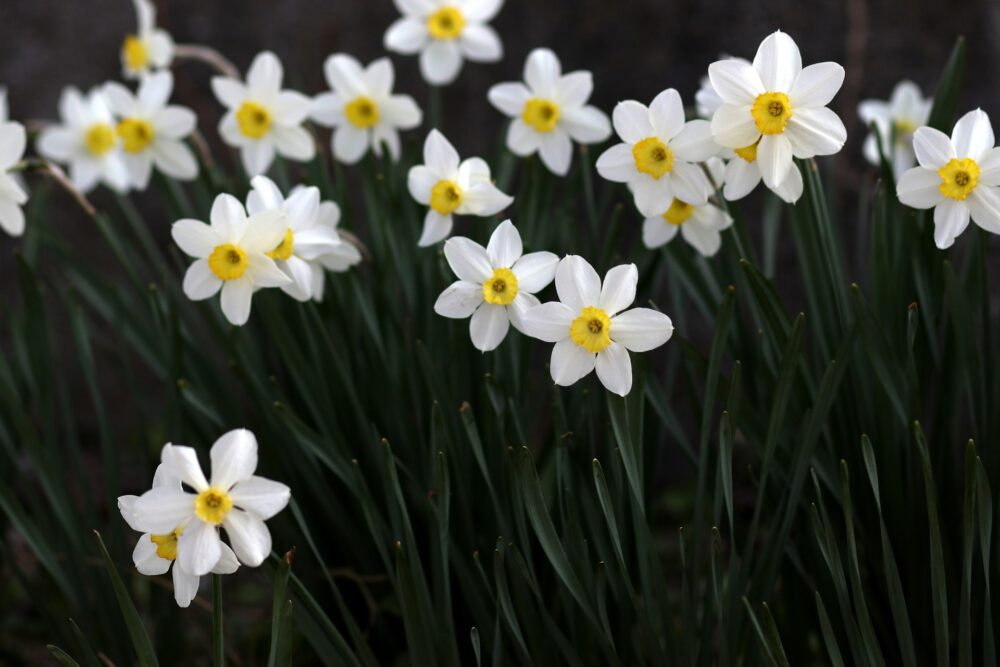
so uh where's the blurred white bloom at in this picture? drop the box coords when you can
[128,429,291,575]
[0,91,28,237]
[408,129,512,246]
[102,71,198,190]
[311,54,422,164]
[121,0,174,80]
[435,220,557,351]
[119,465,239,608]
[488,48,611,176]
[305,199,363,302]
[642,198,733,257]
[708,31,846,202]
[246,177,341,301]
[897,109,1000,249]
[858,80,931,176]
[384,0,503,86]
[37,87,130,193]
[171,193,290,325]
[522,256,673,396]
[596,89,717,217]
[212,51,315,177]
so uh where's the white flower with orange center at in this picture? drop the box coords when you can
[858,80,931,176]
[308,198,363,302]
[0,91,28,237]
[642,198,733,257]
[120,0,174,80]
[488,48,611,176]
[212,51,315,176]
[384,0,503,85]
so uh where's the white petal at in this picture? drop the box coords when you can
[323,54,367,98]
[757,134,793,188]
[133,537,170,576]
[384,18,428,55]
[278,256,314,301]
[896,167,944,209]
[560,106,611,144]
[444,236,492,281]
[770,162,804,203]
[138,70,172,110]
[951,109,995,161]
[247,255,291,288]
[488,82,532,117]
[553,71,593,108]
[220,279,254,325]
[968,185,1000,235]
[332,126,369,164]
[0,123,29,167]
[632,176,673,218]
[594,342,632,396]
[469,303,510,351]
[457,156,492,185]
[460,182,513,216]
[183,260,223,301]
[612,100,654,144]
[284,185,320,231]
[785,106,847,158]
[596,143,637,183]
[460,24,502,62]
[486,219,522,267]
[241,140,276,177]
[211,543,241,575]
[272,125,316,162]
[222,509,272,567]
[211,77,247,109]
[913,127,955,170]
[131,487,195,534]
[978,147,1000,186]
[506,119,541,156]
[642,216,679,248]
[722,158,762,201]
[650,88,685,140]
[177,519,222,577]
[434,280,483,318]
[424,129,460,174]
[521,301,575,342]
[172,219,218,258]
[380,95,423,129]
[507,292,540,333]
[271,91,312,126]
[681,220,723,256]
[932,199,970,249]
[418,210,453,247]
[152,141,198,181]
[670,162,711,207]
[408,165,437,203]
[172,566,200,608]
[511,251,558,293]
[707,59,764,105]
[599,264,637,316]
[753,30,802,92]
[364,58,395,97]
[152,108,196,140]
[550,338,595,386]
[610,307,674,351]
[524,48,561,96]
[420,40,463,86]
[538,128,573,176]
[789,62,845,108]
[711,104,759,149]
[36,127,78,162]
[162,444,210,490]
[555,254,601,310]
[229,476,290,519]
[210,429,258,489]
[670,120,718,163]
[246,51,283,97]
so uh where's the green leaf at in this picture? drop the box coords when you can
[92,531,159,667]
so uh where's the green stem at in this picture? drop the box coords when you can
[213,573,224,667]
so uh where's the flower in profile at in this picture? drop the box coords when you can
[311,54,422,164]
[309,198,363,302]
[522,256,673,396]
[245,176,341,301]
[212,51,315,176]
[119,465,239,608]
[37,87,130,193]
[128,429,291,575]
[642,198,733,257]
[488,48,611,175]
[408,129,513,246]
[102,71,198,190]
[708,31,846,202]
[596,89,717,216]
[171,193,291,325]
[0,91,28,237]
[384,0,503,85]
[858,80,931,176]
[121,0,174,80]
[434,220,558,351]
[896,109,1000,249]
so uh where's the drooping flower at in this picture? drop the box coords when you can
[642,198,733,257]
[521,256,673,396]
[37,87,130,193]
[896,109,1000,249]
[128,429,291,575]
[858,80,931,176]
[308,198,363,302]
[171,192,291,325]
[311,54,422,164]
[434,220,558,351]
[212,51,315,177]
[121,0,174,80]
[102,71,198,190]
[488,48,611,175]
[0,91,28,237]
[245,176,341,301]
[119,465,239,608]
[407,129,513,246]
[384,0,503,86]
[596,89,717,216]
[708,31,846,202]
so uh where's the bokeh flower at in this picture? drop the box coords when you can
[121,0,174,80]
[309,198,363,302]
[0,91,28,237]
[642,198,733,257]
[858,80,931,176]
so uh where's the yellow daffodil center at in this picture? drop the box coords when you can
[427,6,465,40]
[150,527,182,560]
[632,137,674,179]
[430,179,464,214]
[522,98,561,133]
[194,488,233,525]
[482,267,518,305]
[208,243,249,281]
[570,306,612,353]
[938,158,980,201]
[663,199,695,226]
[267,229,295,260]
[734,139,760,163]
[344,96,380,129]
[236,101,272,139]
[117,118,155,153]
[122,35,149,71]
[751,92,792,135]
[84,123,116,157]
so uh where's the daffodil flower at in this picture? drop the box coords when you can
[435,220,558,351]
[311,54,423,164]
[212,51,315,177]
[897,109,1000,249]
[522,256,673,396]
[121,0,174,80]
[642,198,733,257]
[858,80,931,176]
[488,48,611,176]
[408,129,513,246]
[128,429,291,576]
[308,198,363,303]
[0,90,28,237]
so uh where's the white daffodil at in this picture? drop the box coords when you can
[102,71,198,190]
[309,199,363,302]
[708,31,846,202]
[408,129,513,246]
[119,465,239,608]
[522,256,673,396]
[172,193,291,325]
[720,135,803,203]
[0,93,28,237]
[642,198,733,257]
[858,80,931,176]
[212,51,315,177]
[434,220,557,351]
[37,87,130,194]
[311,54,422,165]
[128,429,291,576]
[596,89,717,217]
[488,48,611,176]
[121,0,174,80]
[384,0,503,85]
[896,109,1000,249]
[246,176,341,302]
